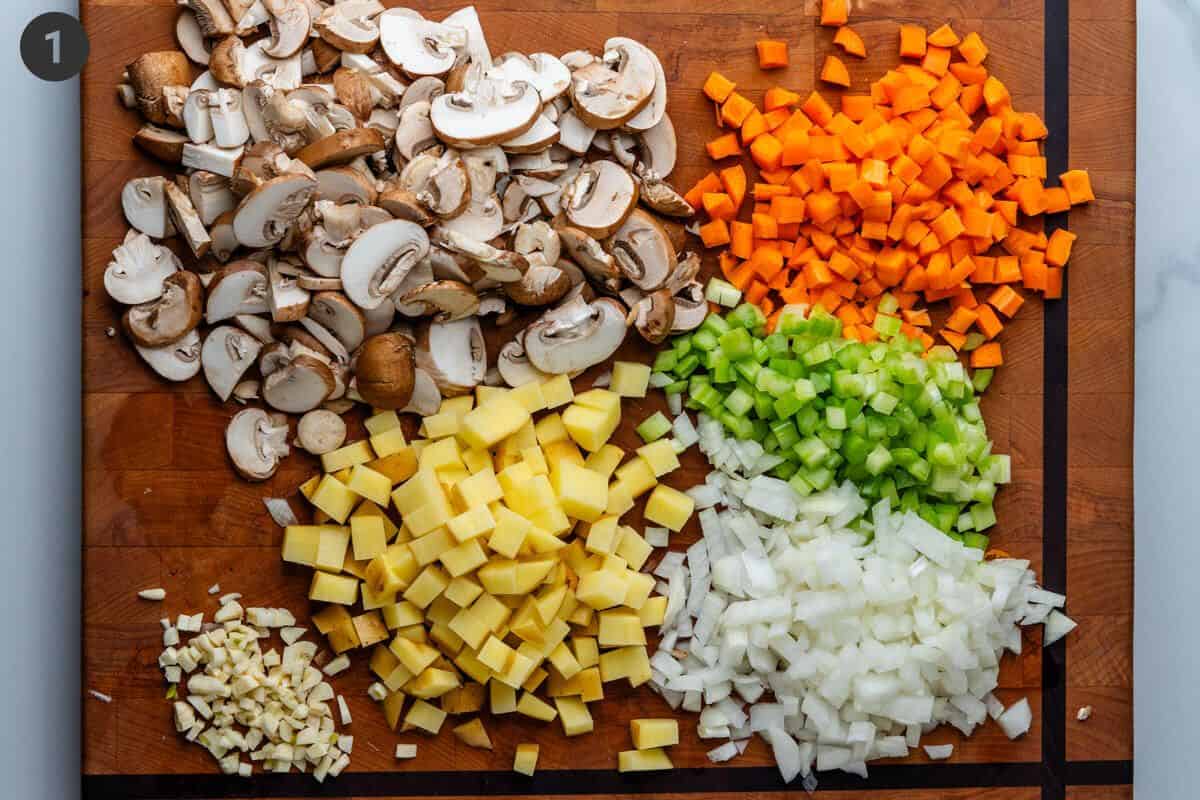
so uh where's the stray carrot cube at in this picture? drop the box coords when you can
[945,305,978,333]
[1020,251,1047,291]
[899,25,927,59]
[820,55,851,88]
[969,342,1003,367]
[705,133,741,160]
[699,219,731,248]
[940,329,967,350]
[683,172,722,209]
[820,0,848,27]
[974,304,1003,339]
[834,26,867,58]
[958,32,989,66]
[703,72,737,103]
[921,45,951,77]
[1044,268,1063,299]
[756,39,789,69]
[982,76,1011,114]
[740,108,768,144]
[801,91,835,126]
[1042,187,1071,214]
[720,93,757,128]
[750,133,785,171]
[1045,228,1077,266]
[764,87,802,111]
[702,192,737,220]
[988,285,1024,317]
[928,23,960,48]
[1060,170,1095,204]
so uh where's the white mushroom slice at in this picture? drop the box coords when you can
[176,10,212,66]
[514,220,561,265]
[400,367,441,415]
[489,52,571,103]
[514,174,561,199]
[297,409,347,454]
[316,165,377,205]
[462,147,508,197]
[162,180,213,258]
[209,89,251,148]
[235,313,275,343]
[560,50,598,71]
[207,261,269,322]
[636,166,693,219]
[629,287,676,344]
[391,257,436,316]
[267,258,310,321]
[233,173,317,248]
[314,0,384,55]
[562,160,637,239]
[393,101,438,161]
[638,114,677,177]
[362,297,395,336]
[183,0,236,37]
[671,280,707,332]
[554,225,618,282]
[378,185,434,227]
[136,329,203,382]
[210,36,248,86]
[135,124,190,164]
[427,247,480,284]
[400,280,480,322]
[415,317,486,397]
[262,0,311,60]
[500,180,538,225]
[505,263,570,307]
[210,211,239,262]
[417,150,470,218]
[500,114,559,154]
[355,331,416,408]
[105,231,181,305]
[568,39,656,130]
[299,225,345,277]
[665,251,702,295]
[191,71,220,94]
[202,325,263,401]
[556,109,597,155]
[189,171,237,226]
[318,200,364,244]
[340,219,430,309]
[607,208,674,291]
[122,271,205,347]
[296,127,387,169]
[122,177,171,238]
[308,292,367,351]
[608,131,637,169]
[435,194,503,241]
[441,6,490,68]
[619,38,667,132]
[524,295,627,374]
[368,107,400,138]
[262,353,335,412]
[477,293,508,317]
[333,67,381,122]
[430,78,541,147]
[497,338,551,387]
[226,408,290,480]
[181,142,244,177]
[233,379,260,402]
[434,229,526,283]
[127,52,192,126]
[242,40,304,91]
[234,0,270,35]
[379,11,466,77]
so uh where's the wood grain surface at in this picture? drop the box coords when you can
[79,0,1134,796]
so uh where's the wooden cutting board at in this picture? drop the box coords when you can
[80,1,1134,798]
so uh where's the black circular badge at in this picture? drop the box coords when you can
[20,12,89,82]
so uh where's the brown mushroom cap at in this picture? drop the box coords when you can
[127,51,192,125]
[355,331,416,409]
[629,287,676,344]
[122,270,205,347]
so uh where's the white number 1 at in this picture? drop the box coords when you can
[45,29,60,65]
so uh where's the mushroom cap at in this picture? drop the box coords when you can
[314,0,383,54]
[296,127,387,169]
[316,165,378,205]
[307,291,367,351]
[607,208,675,291]
[430,78,542,148]
[333,67,378,123]
[233,173,317,248]
[104,231,182,305]
[296,409,347,454]
[127,51,192,125]
[380,11,466,77]
[399,280,480,322]
[340,219,430,309]
[418,150,471,218]
[225,408,290,481]
[505,264,571,307]
[202,324,263,401]
[523,295,626,375]
[262,352,336,413]
[207,260,270,322]
[122,270,205,347]
[618,39,667,133]
[122,177,171,239]
[630,287,676,344]
[415,317,486,397]
[435,194,504,242]
[562,160,637,239]
[636,166,693,218]
[262,0,312,60]
[393,100,438,161]
[637,113,677,178]
[378,185,435,227]
[355,331,417,409]
[567,40,656,130]
[556,225,619,282]
[497,338,552,387]
[671,280,708,332]
[134,124,190,164]
[489,52,571,103]
[501,113,560,153]
[135,328,203,382]
[398,76,446,112]
[400,367,442,415]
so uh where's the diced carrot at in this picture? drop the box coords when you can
[987,285,1024,317]
[1019,250,1047,291]
[801,91,835,126]
[820,0,848,27]
[899,24,927,59]
[740,109,768,144]
[994,255,1021,283]
[928,23,960,48]
[982,76,1011,114]
[699,219,731,248]
[760,167,794,185]
[764,87,802,111]
[780,129,810,166]
[706,133,742,160]
[762,108,792,132]
[974,303,1003,340]
[1060,170,1095,204]
[930,207,965,244]
[753,183,791,200]
[834,26,867,58]
[893,85,932,115]
[756,39,789,69]
[922,46,951,77]
[809,134,849,161]
[721,92,757,127]
[1045,228,1077,267]
[971,256,996,283]
[825,162,857,192]
[940,329,967,350]
[842,94,875,121]
[902,308,932,326]
[959,84,984,115]
[969,342,1003,367]
[945,305,978,333]
[807,190,841,225]
[820,55,852,88]
[720,164,747,210]
[1044,268,1063,299]
[752,212,778,240]
[770,195,808,224]
[729,221,754,260]
[684,172,722,209]
[750,247,785,280]
[750,133,785,171]
[958,32,989,66]
[745,280,770,306]
[703,72,737,103]
[1040,187,1070,214]
[702,192,737,220]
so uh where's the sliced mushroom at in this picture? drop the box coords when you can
[415,317,486,397]
[378,185,434,226]
[316,165,378,204]
[262,0,311,60]
[104,231,181,305]
[500,113,559,154]
[127,51,192,125]
[398,76,445,112]
[181,142,244,177]
[513,220,560,265]
[355,331,416,408]
[442,6,491,68]
[637,114,677,177]
[392,100,438,161]
[462,147,507,200]
[210,36,248,86]
[208,88,251,148]
[314,0,384,54]
[607,208,674,291]
[210,211,239,262]
[505,263,571,307]
[242,40,304,91]
[400,367,441,415]
[189,171,237,226]
[497,338,551,387]
[121,270,204,347]
[225,408,289,481]
[207,261,269,322]
[391,257,436,316]
[556,109,596,155]
[562,160,637,238]
[568,39,656,130]
[412,149,470,218]
[556,225,618,282]
[122,177,171,238]
[500,180,538,225]
[176,10,212,66]
[233,379,260,403]
[262,353,336,412]
[629,287,675,344]
[362,296,396,336]
[340,219,430,309]
[524,295,626,374]
[235,313,276,343]
[619,38,667,133]
[434,229,527,283]
[266,257,310,321]
[296,127,386,169]
[636,165,693,218]
[489,52,570,103]
[399,280,480,321]
[379,11,465,77]
[233,173,317,248]
[435,194,503,241]
[134,124,190,164]
[671,280,707,333]
[136,329,203,382]
[202,324,263,401]
[163,180,213,258]
[308,292,367,351]
[560,50,598,71]
[333,67,379,122]
[431,77,541,148]
[296,409,347,454]
[183,0,236,37]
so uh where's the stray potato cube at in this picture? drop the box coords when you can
[452,717,493,749]
[555,696,595,736]
[630,718,679,750]
[610,361,652,397]
[402,699,446,734]
[513,743,539,776]
[515,691,557,721]
[644,484,695,531]
[618,747,674,772]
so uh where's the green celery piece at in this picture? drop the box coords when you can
[794,436,830,467]
[700,314,731,338]
[962,532,990,550]
[825,405,848,430]
[719,327,754,361]
[692,329,719,352]
[663,380,688,396]
[970,502,997,530]
[653,350,677,373]
[972,368,995,392]
[675,353,700,378]
[865,444,893,476]
[723,387,755,416]
[636,412,672,442]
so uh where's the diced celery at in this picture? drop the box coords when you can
[705,278,743,307]
[636,412,672,442]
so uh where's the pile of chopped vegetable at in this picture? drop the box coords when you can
[650,303,1007,543]
[685,4,1095,370]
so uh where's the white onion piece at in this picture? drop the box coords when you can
[923,744,954,760]
[997,698,1033,739]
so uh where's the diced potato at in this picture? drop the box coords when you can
[298,474,320,501]
[547,641,582,680]
[630,718,679,750]
[606,482,635,517]
[441,683,485,714]
[540,374,574,408]
[474,385,508,405]
[623,571,656,610]
[419,436,462,473]
[351,515,388,561]
[382,600,423,630]
[490,680,517,714]
[366,544,418,595]
[313,605,352,634]
[409,527,455,566]
[584,516,620,555]
[488,507,532,558]
[403,564,450,609]
[555,696,595,736]
[439,395,474,419]
[345,464,390,506]
[456,466,504,508]
[576,569,628,610]
[390,634,439,675]
[365,410,401,436]
[369,427,409,460]
[618,747,673,772]
[599,645,651,687]
[321,440,374,473]
[610,361,652,397]
[477,635,516,673]
[562,403,618,453]
[513,743,539,776]
[448,504,496,542]
[367,447,418,484]
[615,528,652,571]
[584,444,625,479]
[644,484,696,532]
[422,411,460,439]
[443,576,483,607]
[282,525,321,566]
[452,717,493,749]
[311,476,358,523]
[471,593,512,632]
[521,446,549,476]
[637,439,681,477]
[392,467,448,516]
[383,690,406,730]
[461,447,491,474]
[523,525,566,555]
[552,462,609,522]
[542,438,585,472]
[515,691,557,722]
[552,666,604,702]
[352,500,398,540]
[402,699,446,734]
[535,584,568,625]
[498,649,537,689]
[352,611,389,648]
[453,650,491,686]
[510,380,547,413]
[614,458,657,498]
[460,394,531,451]
[309,571,359,605]
[408,667,461,698]
[327,615,360,653]
[598,609,647,647]
[314,527,350,572]
[534,413,569,445]
[497,462,535,500]
[638,596,668,627]
[440,538,488,577]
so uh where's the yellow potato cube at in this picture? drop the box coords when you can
[311,476,358,524]
[443,576,483,607]
[321,440,374,473]
[601,553,628,572]
[615,529,653,571]
[598,610,647,647]
[542,438,585,472]
[409,527,455,566]
[367,447,418,484]
[422,411,460,439]
[424,593,458,627]
[523,667,549,693]
[535,584,568,625]
[521,446,549,476]
[315,526,350,572]
[313,605,352,634]
[614,458,657,498]
[402,564,450,609]
[437,464,470,490]
[488,507,532,558]
[352,611,388,648]
[637,439,681,477]
[392,467,447,516]
[309,571,359,605]
[442,683,486,715]
[618,748,674,772]
[456,466,504,508]
[490,681,517,715]
[547,641,582,680]
[623,571,656,610]
[452,717,493,750]
[477,635,516,674]
[515,691,557,722]
[383,690,406,730]
[365,410,401,436]
[574,388,620,413]
[584,444,625,479]
[326,615,360,653]
[360,582,395,615]
[402,699,446,734]
[408,667,461,699]
[440,538,488,577]
[630,718,679,750]
[552,462,609,522]
[476,559,519,595]
[527,505,571,538]
[515,558,557,593]
[333,467,353,485]
[610,361,652,397]
[534,413,569,445]
[390,634,439,675]
[585,517,621,555]
[555,696,594,736]
[562,404,618,453]
[474,385,508,405]
[471,593,512,632]
[350,515,388,561]
[460,394,531,451]
[352,500,399,539]
[461,447,491,474]
[498,461,535,499]
[281,525,321,566]
[551,666,604,702]
[439,395,475,418]
[298,474,321,502]
[576,569,628,610]
[366,544,418,595]
[454,649,492,685]
[644,484,696,532]
[510,380,547,413]
[638,595,668,627]
[448,607,490,650]
[504,473,556,517]
[606,482,635,517]
[540,374,575,408]
[419,436,463,473]
[370,643,401,678]
[448,504,496,542]
[513,743,539,776]
[599,645,652,687]
[382,600,423,630]
[369,426,409,459]
[498,650,537,689]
